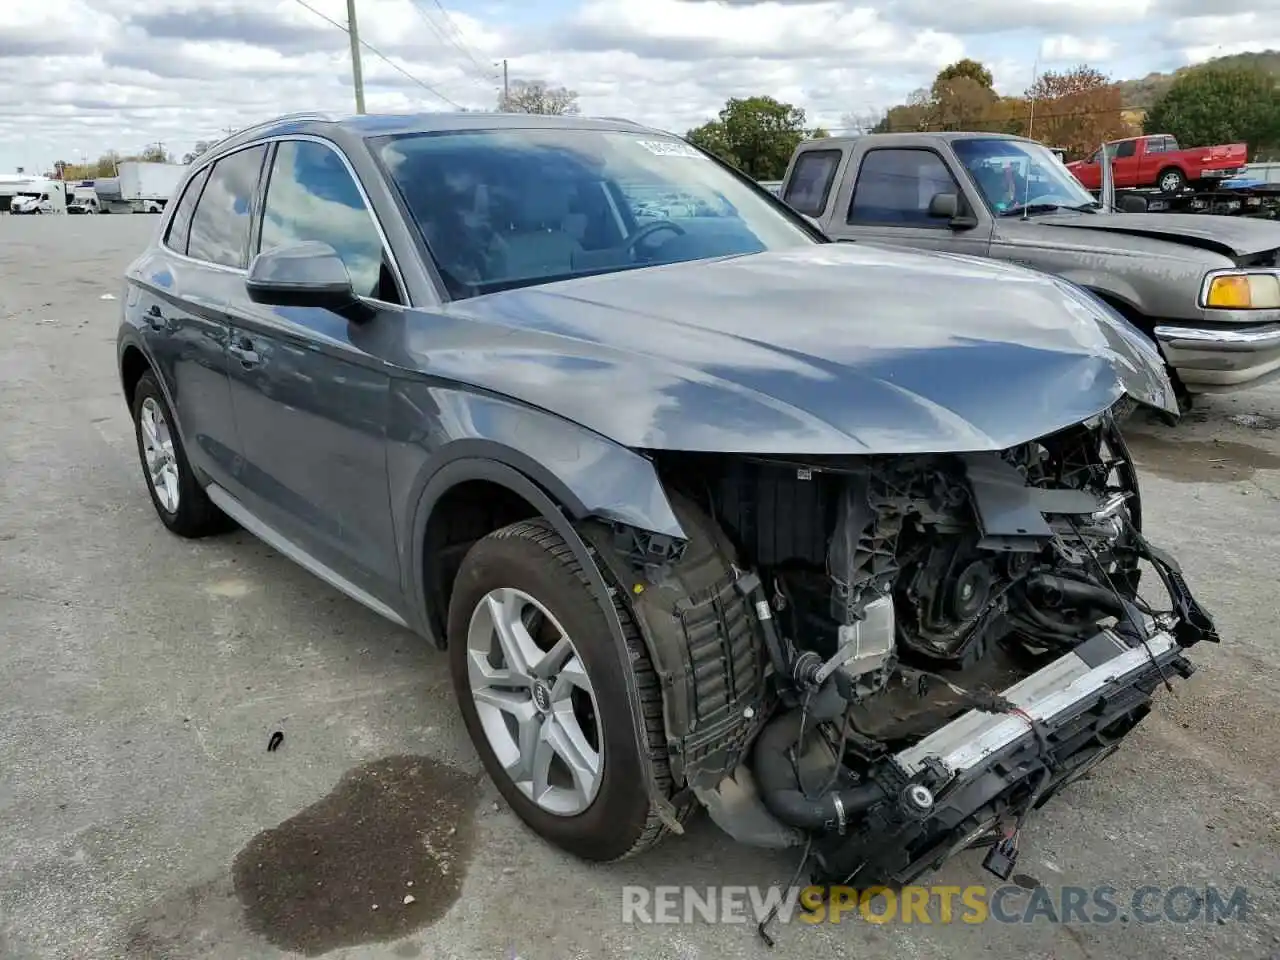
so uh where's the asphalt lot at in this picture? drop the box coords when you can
[2,214,1278,960]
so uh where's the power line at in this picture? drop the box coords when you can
[290,0,461,109]
[408,0,497,86]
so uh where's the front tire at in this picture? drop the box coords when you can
[447,518,687,861]
[131,371,230,538]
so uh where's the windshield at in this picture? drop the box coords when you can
[953,138,1098,216]
[376,129,816,298]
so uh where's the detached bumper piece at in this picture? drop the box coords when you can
[1154,321,1280,392]
[811,619,1197,886]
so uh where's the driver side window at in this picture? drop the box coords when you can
[846,148,961,226]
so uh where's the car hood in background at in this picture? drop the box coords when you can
[1033,211,1280,260]
[424,244,1175,455]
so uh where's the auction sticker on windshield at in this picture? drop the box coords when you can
[636,140,705,158]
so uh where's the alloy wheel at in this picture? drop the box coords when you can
[139,396,180,513]
[466,587,603,816]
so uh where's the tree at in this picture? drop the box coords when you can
[1145,64,1280,156]
[873,88,932,133]
[183,140,214,164]
[932,58,994,98]
[840,109,886,135]
[931,76,1001,131]
[1025,66,1129,158]
[686,96,821,179]
[499,79,580,115]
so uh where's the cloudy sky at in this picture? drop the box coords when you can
[1,0,1275,174]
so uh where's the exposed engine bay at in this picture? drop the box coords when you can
[592,409,1218,910]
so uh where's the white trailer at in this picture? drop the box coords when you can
[95,162,185,214]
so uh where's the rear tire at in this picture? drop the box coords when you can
[1157,167,1186,194]
[131,371,232,538]
[447,518,688,861]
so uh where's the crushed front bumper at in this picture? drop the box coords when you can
[813,620,1198,885]
[1154,321,1280,392]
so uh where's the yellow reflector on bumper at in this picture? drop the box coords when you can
[1206,273,1280,309]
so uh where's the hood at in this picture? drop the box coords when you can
[428,244,1175,456]
[1032,211,1280,260]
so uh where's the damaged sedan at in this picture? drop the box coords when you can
[116,112,1219,891]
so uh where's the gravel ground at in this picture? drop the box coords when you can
[2,215,1278,960]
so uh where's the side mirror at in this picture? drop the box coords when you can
[928,192,979,230]
[928,192,959,219]
[246,241,360,314]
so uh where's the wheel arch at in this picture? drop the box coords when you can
[408,450,688,831]
[119,341,153,411]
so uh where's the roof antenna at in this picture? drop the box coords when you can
[1022,56,1039,221]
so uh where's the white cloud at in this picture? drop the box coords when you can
[0,0,1269,173]
[1039,34,1117,63]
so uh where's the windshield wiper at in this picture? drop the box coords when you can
[1067,200,1102,212]
[1000,202,1067,217]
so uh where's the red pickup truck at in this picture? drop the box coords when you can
[1066,134,1248,193]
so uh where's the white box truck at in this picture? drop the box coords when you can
[96,162,185,214]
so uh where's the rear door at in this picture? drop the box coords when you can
[1108,139,1139,188]
[128,160,245,493]
[222,137,405,607]
[1137,136,1171,186]
[824,146,993,257]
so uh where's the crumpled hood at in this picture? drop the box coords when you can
[431,243,1175,455]
[1033,211,1280,260]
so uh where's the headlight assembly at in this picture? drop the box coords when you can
[1202,271,1280,310]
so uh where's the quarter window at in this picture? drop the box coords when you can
[783,149,842,216]
[187,145,268,269]
[164,166,211,255]
[259,140,396,301]
[847,149,960,225]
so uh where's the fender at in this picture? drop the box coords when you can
[406,455,685,832]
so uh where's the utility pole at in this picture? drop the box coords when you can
[346,0,366,114]
[502,59,509,111]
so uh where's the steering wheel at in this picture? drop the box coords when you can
[625,218,687,253]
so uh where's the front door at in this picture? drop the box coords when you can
[223,138,405,607]
[824,147,993,258]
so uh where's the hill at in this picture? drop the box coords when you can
[1118,50,1280,111]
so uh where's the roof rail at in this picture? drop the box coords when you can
[207,112,335,153]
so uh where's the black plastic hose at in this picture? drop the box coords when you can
[752,683,886,831]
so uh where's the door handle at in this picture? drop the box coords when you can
[230,336,261,367]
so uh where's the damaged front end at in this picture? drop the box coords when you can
[590,408,1217,888]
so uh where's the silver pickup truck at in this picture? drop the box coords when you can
[779,132,1280,405]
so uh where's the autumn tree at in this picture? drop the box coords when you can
[686,96,824,179]
[1145,64,1280,155]
[872,88,932,132]
[1025,66,1128,158]
[499,79,580,115]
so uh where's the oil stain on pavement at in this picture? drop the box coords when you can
[1123,435,1280,483]
[232,755,480,956]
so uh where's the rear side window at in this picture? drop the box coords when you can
[187,145,268,268]
[847,148,959,226]
[164,166,211,255]
[783,149,841,216]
